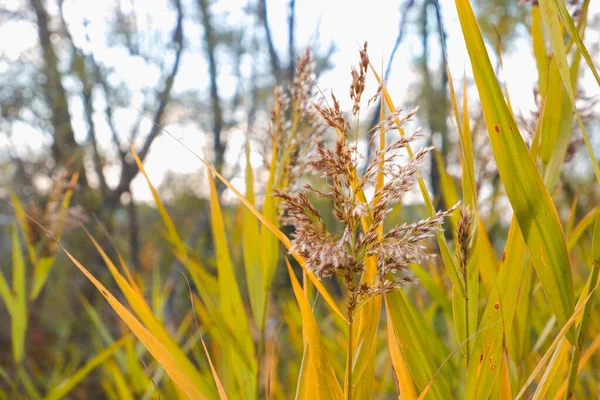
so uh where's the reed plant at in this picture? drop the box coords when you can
[2,0,600,399]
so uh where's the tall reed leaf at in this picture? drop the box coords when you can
[454,0,575,344]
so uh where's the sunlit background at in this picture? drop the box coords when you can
[2,0,599,203]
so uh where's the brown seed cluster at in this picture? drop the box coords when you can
[276,44,457,312]
[266,48,328,197]
[24,170,85,257]
[457,207,473,275]
[350,42,369,115]
[277,63,457,313]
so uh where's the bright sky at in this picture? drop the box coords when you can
[1,0,599,202]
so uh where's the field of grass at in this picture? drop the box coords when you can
[1,0,600,398]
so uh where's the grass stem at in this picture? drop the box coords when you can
[345,314,354,400]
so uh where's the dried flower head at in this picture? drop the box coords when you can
[457,207,473,275]
[276,45,457,316]
[278,119,455,315]
[265,48,328,197]
[350,42,369,115]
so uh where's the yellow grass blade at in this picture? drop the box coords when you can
[207,170,257,398]
[531,5,549,97]
[543,40,582,191]
[0,260,14,316]
[567,205,599,250]
[455,0,575,345]
[531,338,569,399]
[350,98,385,398]
[294,338,309,400]
[386,313,417,400]
[370,66,465,299]
[464,218,527,399]
[61,245,209,399]
[107,359,136,400]
[498,350,512,400]
[193,148,347,323]
[286,258,344,400]
[242,139,265,327]
[538,0,600,182]
[549,0,599,87]
[434,151,459,232]
[200,334,229,400]
[539,57,565,164]
[11,224,27,364]
[260,134,280,291]
[83,228,219,397]
[44,336,129,400]
[385,291,452,399]
[10,192,37,266]
[514,274,600,399]
[552,328,600,399]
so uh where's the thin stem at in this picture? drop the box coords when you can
[564,346,581,400]
[564,261,599,399]
[344,312,354,400]
[464,269,470,364]
[256,300,268,398]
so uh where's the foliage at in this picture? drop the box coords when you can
[1,1,600,399]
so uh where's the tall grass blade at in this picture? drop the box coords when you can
[11,224,26,364]
[44,336,128,400]
[454,0,576,345]
[242,139,265,326]
[207,170,257,398]
[538,0,600,182]
[286,258,344,400]
[385,291,452,399]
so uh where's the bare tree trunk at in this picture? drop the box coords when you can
[30,0,86,186]
[433,0,450,204]
[364,0,416,174]
[258,0,282,82]
[287,0,296,83]
[198,0,226,176]
[420,0,449,206]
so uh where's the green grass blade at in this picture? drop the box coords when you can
[44,336,128,400]
[286,259,344,400]
[550,0,599,87]
[242,140,265,327]
[538,0,600,183]
[532,5,549,97]
[11,224,27,364]
[0,264,14,316]
[62,244,211,400]
[260,136,280,291]
[207,170,257,399]
[371,70,465,299]
[385,291,453,399]
[455,0,575,345]
[464,218,527,399]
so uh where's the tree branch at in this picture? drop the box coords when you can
[258,0,282,81]
[287,0,296,82]
[198,0,226,175]
[30,0,86,185]
[108,0,185,205]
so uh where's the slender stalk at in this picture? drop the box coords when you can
[256,300,268,398]
[563,261,599,399]
[564,346,581,400]
[464,270,470,363]
[344,312,354,400]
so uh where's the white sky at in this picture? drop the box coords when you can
[1,0,599,202]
